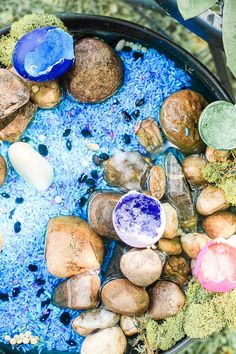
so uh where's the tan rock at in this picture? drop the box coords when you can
[53,272,100,310]
[0,155,7,187]
[45,216,104,278]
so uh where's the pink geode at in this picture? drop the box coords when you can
[194,235,236,292]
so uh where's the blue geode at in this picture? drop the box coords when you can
[12,26,74,82]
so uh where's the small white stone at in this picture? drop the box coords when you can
[87,143,100,152]
[55,196,62,204]
[115,39,126,52]
[141,47,147,53]
[25,331,32,337]
[23,337,30,344]
[16,338,23,345]
[31,85,39,93]
[4,335,11,341]
[132,44,139,51]
[39,135,46,142]
[81,160,89,168]
[10,338,16,345]
[30,337,38,345]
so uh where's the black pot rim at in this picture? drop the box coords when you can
[0,12,232,354]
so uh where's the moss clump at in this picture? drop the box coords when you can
[202,151,236,206]
[0,14,67,67]
[137,280,236,353]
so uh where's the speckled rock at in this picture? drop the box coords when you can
[45,216,104,278]
[0,155,7,187]
[101,278,149,316]
[53,272,101,310]
[160,90,207,154]
[0,101,37,142]
[0,69,30,127]
[63,37,124,103]
[88,191,122,240]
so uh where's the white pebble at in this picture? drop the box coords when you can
[23,337,30,344]
[132,44,139,51]
[39,134,46,142]
[4,335,11,341]
[30,337,38,345]
[16,338,23,345]
[10,338,16,345]
[25,331,32,337]
[55,196,62,204]
[115,39,126,52]
[87,143,100,152]
[141,47,147,53]
[81,160,89,168]
[8,142,54,192]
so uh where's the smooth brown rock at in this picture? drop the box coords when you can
[164,256,191,286]
[148,165,166,200]
[45,216,104,278]
[0,155,7,187]
[103,151,151,191]
[101,279,149,316]
[160,90,207,154]
[181,232,211,259]
[196,186,229,216]
[81,327,127,354]
[0,101,37,142]
[157,237,182,255]
[162,202,178,239]
[202,211,236,239]
[63,37,123,103]
[72,308,120,336]
[0,69,30,127]
[28,80,61,108]
[120,248,162,287]
[136,118,163,153]
[182,155,208,187]
[148,280,185,320]
[88,191,122,240]
[53,272,101,310]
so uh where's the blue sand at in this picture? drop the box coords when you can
[0,47,190,352]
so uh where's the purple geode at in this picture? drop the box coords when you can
[113,191,166,248]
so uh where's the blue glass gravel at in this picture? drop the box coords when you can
[0,46,190,352]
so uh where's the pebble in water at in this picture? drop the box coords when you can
[99,153,109,161]
[86,178,95,187]
[55,196,62,204]
[36,288,45,297]
[14,221,21,233]
[92,155,101,166]
[66,340,77,347]
[81,128,92,138]
[87,143,99,152]
[63,129,71,137]
[123,134,131,144]
[38,144,48,157]
[132,110,140,119]
[121,111,132,122]
[79,196,87,207]
[90,170,98,179]
[12,287,20,298]
[135,98,145,106]
[59,311,72,326]
[1,193,10,199]
[15,197,24,204]
[28,264,38,272]
[66,139,72,151]
[78,174,87,183]
[36,277,45,286]
[0,292,9,301]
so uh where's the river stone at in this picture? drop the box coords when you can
[0,155,7,187]
[63,37,124,103]
[88,191,122,240]
[0,69,30,126]
[101,279,149,316]
[160,90,207,154]
[53,272,100,310]
[0,101,37,142]
[45,216,104,278]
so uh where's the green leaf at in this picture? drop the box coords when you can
[223,0,236,78]
[177,0,217,20]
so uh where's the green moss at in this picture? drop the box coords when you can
[138,281,236,353]
[0,14,67,67]
[203,156,236,206]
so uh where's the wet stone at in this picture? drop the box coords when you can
[132,110,140,119]
[81,128,92,138]
[0,292,9,301]
[12,287,20,298]
[92,155,101,166]
[88,191,122,240]
[86,178,95,186]
[66,340,77,347]
[79,196,87,207]
[63,129,71,137]
[78,173,87,183]
[121,111,132,122]
[135,98,145,106]
[1,193,10,199]
[60,311,72,326]
[15,197,24,204]
[36,277,45,286]
[28,264,38,272]
[14,221,21,233]
[90,170,98,179]
[66,139,72,151]
[38,144,48,157]
[133,52,144,61]
[99,153,109,161]
[123,134,131,144]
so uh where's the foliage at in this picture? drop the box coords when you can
[137,279,236,353]
[177,0,217,20]
[203,151,236,205]
[176,0,236,79]
[0,13,66,66]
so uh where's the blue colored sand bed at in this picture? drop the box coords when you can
[0,47,190,352]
